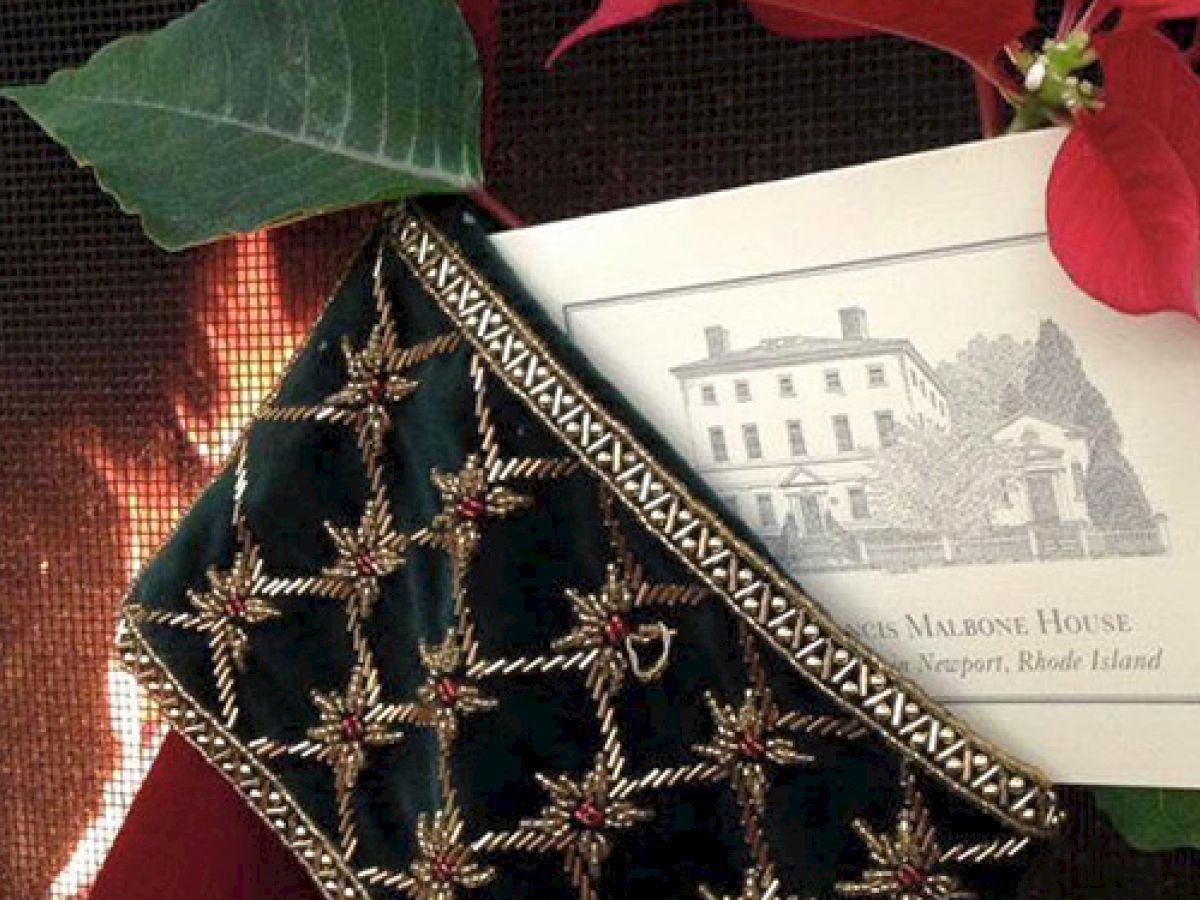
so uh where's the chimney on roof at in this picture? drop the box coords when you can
[839,307,868,341]
[705,325,730,359]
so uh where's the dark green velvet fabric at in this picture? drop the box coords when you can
[125,199,1047,899]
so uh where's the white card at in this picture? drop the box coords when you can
[490,129,1200,787]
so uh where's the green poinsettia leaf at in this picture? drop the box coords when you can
[1,0,481,250]
[1095,787,1200,852]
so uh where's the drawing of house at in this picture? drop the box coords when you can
[672,310,1168,571]
[989,413,1090,528]
[670,307,950,541]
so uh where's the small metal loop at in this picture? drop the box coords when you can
[625,623,676,683]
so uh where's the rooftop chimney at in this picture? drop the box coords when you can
[839,307,868,341]
[705,325,730,359]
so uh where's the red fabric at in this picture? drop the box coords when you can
[91,731,323,900]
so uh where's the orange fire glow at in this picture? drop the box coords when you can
[55,230,310,897]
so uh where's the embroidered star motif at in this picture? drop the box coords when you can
[307,662,406,790]
[836,775,977,900]
[553,563,675,692]
[406,807,495,900]
[187,545,280,671]
[430,453,532,561]
[522,757,653,874]
[321,322,421,449]
[416,632,498,746]
[693,688,815,809]
[321,495,409,618]
[700,869,800,900]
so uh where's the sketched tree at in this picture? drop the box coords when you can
[935,333,1033,436]
[871,425,1023,535]
[1022,320,1154,526]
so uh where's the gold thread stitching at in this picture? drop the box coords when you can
[387,206,1063,837]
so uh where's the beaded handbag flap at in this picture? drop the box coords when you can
[118,202,1062,900]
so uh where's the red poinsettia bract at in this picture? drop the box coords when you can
[1047,28,1200,315]
[552,0,1200,319]
[1048,108,1198,314]
[549,0,1032,73]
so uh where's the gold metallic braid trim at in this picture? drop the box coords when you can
[388,205,1063,838]
[114,224,384,900]
[116,615,368,900]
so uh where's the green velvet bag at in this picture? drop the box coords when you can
[117,199,1063,900]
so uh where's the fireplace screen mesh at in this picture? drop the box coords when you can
[2,1,1196,897]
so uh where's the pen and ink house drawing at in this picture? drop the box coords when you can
[672,309,1168,573]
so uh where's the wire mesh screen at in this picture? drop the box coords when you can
[2,1,1198,897]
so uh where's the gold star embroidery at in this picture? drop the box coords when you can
[406,807,495,900]
[693,688,815,809]
[553,563,676,692]
[522,756,653,875]
[430,454,532,561]
[321,495,409,618]
[699,869,800,900]
[187,545,280,671]
[836,775,977,900]
[307,662,406,790]
[416,632,498,746]
[310,321,458,451]
[322,323,420,449]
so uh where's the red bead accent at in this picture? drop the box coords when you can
[366,376,387,403]
[896,863,926,890]
[603,613,629,645]
[431,854,457,882]
[226,590,247,618]
[435,677,459,705]
[456,496,488,519]
[341,713,365,743]
[739,731,766,759]
[354,552,377,576]
[571,799,606,829]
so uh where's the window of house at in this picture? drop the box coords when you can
[778,374,796,398]
[848,487,870,520]
[721,494,739,513]
[1072,461,1086,499]
[742,423,763,459]
[919,380,928,398]
[734,379,752,402]
[709,427,728,463]
[786,419,807,457]
[867,365,886,388]
[700,383,717,405]
[1001,482,1014,508]
[756,493,778,528]
[824,369,843,393]
[875,410,896,448]
[910,370,918,387]
[832,415,854,452]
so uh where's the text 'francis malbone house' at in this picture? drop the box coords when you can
[671,307,950,542]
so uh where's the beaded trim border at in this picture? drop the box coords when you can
[116,617,368,900]
[388,206,1064,838]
